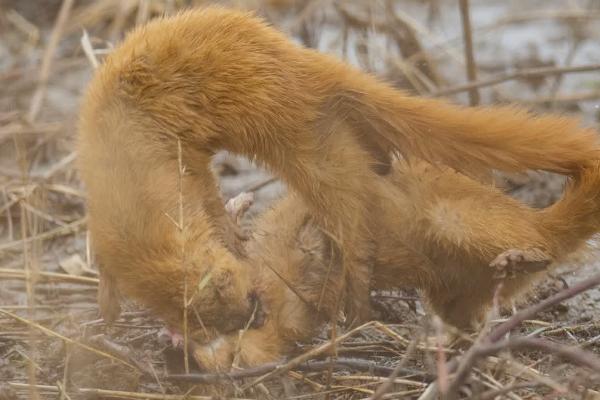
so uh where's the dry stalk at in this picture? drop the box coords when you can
[475,336,600,370]
[489,272,600,343]
[0,217,86,253]
[175,138,190,374]
[473,382,543,400]
[27,0,75,123]
[0,309,137,370]
[370,333,420,400]
[243,176,278,193]
[432,63,600,97]
[7,383,254,400]
[80,29,99,69]
[1,188,14,240]
[241,321,376,391]
[458,0,480,106]
[231,301,260,370]
[0,268,99,284]
[12,91,41,400]
[514,90,600,105]
[59,343,71,400]
[424,272,600,400]
[169,356,403,384]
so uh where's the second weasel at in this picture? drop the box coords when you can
[191,159,600,370]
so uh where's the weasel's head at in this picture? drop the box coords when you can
[187,249,264,336]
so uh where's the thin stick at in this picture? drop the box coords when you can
[432,63,600,97]
[547,38,581,108]
[445,336,600,400]
[176,138,190,374]
[12,111,40,399]
[244,176,278,193]
[21,202,38,398]
[0,268,99,284]
[458,0,480,105]
[370,335,420,400]
[433,272,600,399]
[7,383,253,400]
[59,344,72,400]
[0,309,137,370]
[241,321,375,391]
[232,301,260,369]
[475,382,543,400]
[477,337,600,371]
[0,218,86,253]
[488,271,600,343]
[80,29,99,69]
[27,0,75,122]
[169,357,406,384]
[1,188,14,240]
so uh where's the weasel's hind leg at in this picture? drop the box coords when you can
[384,161,556,328]
[490,248,552,279]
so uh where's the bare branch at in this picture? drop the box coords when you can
[432,63,600,97]
[458,0,480,105]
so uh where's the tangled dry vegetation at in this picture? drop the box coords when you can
[1,0,600,399]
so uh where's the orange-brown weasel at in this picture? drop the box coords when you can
[192,159,600,371]
[78,6,600,330]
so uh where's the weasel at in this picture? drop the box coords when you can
[78,6,600,330]
[191,159,600,370]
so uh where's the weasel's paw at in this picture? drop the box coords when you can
[223,192,254,248]
[192,337,235,372]
[225,192,255,223]
[489,248,551,279]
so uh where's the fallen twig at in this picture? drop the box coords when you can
[168,357,416,384]
[437,272,600,399]
[0,309,137,371]
[478,337,600,371]
[488,272,600,343]
[370,335,420,400]
[240,321,375,391]
[7,383,253,400]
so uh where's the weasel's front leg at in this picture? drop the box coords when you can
[192,322,287,372]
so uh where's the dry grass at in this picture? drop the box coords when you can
[1,0,600,399]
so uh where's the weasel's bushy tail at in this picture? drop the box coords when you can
[341,74,600,176]
[538,162,600,255]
